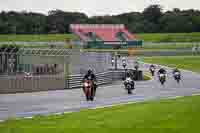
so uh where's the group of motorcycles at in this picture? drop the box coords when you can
[82,62,182,101]
[149,65,182,85]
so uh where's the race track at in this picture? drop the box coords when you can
[0,58,200,120]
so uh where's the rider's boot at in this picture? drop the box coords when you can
[128,89,132,94]
[90,96,94,101]
[94,84,97,96]
[86,96,90,101]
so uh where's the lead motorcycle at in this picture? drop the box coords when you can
[124,77,135,94]
[173,71,181,83]
[83,79,94,101]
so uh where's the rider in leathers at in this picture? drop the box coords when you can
[149,64,156,75]
[172,68,181,75]
[124,71,135,90]
[83,69,97,96]
[158,68,167,75]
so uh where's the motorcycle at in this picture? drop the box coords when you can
[124,77,135,94]
[134,63,139,71]
[111,60,114,66]
[159,73,166,85]
[83,79,94,101]
[173,72,181,83]
[122,62,126,69]
[150,67,155,76]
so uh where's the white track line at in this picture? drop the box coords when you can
[53,112,63,115]
[24,116,33,119]
[167,96,185,100]
[90,101,140,110]
[0,119,5,122]
[63,111,73,114]
[192,93,200,96]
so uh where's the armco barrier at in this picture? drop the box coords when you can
[68,71,113,88]
[67,69,143,89]
[0,70,143,93]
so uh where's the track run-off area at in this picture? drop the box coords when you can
[0,58,200,121]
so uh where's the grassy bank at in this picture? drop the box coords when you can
[1,95,200,132]
[143,56,200,73]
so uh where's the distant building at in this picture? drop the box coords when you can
[69,24,142,49]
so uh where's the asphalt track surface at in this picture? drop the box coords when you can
[0,58,200,120]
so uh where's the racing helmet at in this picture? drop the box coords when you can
[87,69,93,75]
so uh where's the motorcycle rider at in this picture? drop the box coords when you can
[157,68,167,78]
[122,56,126,62]
[122,57,126,68]
[172,67,181,75]
[158,68,167,75]
[111,57,114,66]
[82,69,97,96]
[172,67,181,81]
[149,64,156,76]
[134,60,139,71]
[124,71,135,90]
[157,68,167,84]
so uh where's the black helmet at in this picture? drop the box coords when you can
[88,69,93,74]
[126,71,131,77]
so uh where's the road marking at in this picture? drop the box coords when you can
[63,111,73,114]
[192,93,200,96]
[0,119,5,122]
[90,101,141,110]
[24,116,33,119]
[167,96,184,99]
[53,112,63,115]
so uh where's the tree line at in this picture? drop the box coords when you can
[1,4,200,34]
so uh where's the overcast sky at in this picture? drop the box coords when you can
[0,0,200,16]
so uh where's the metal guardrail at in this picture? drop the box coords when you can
[0,69,143,93]
[67,71,114,88]
[67,69,143,89]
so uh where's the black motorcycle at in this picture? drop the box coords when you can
[159,73,166,85]
[173,72,181,83]
[124,77,135,94]
[111,59,114,66]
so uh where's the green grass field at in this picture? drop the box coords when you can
[0,34,76,42]
[0,33,200,42]
[136,32,200,42]
[143,43,195,49]
[0,95,200,133]
[0,33,199,50]
[143,56,200,73]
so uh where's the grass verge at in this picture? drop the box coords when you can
[143,73,152,81]
[0,95,200,132]
[143,56,200,73]
[136,32,200,42]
